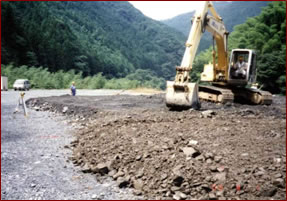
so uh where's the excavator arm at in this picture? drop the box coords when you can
[203,12,229,82]
[180,2,209,69]
[166,1,229,109]
[182,1,229,81]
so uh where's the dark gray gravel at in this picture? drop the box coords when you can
[1,90,139,200]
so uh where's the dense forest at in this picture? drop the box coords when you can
[191,1,286,94]
[163,1,271,52]
[1,1,185,80]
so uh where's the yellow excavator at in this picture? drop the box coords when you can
[166,1,272,109]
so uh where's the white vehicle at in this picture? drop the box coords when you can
[1,76,8,91]
[13,79,31,91]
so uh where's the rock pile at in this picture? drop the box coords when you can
[67,110,285,200]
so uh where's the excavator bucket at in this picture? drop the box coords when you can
[166,81,200,109]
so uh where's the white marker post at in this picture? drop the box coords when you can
[14,92,28,117]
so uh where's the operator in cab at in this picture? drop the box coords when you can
[233,56,247,79]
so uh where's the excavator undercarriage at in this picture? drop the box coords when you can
[198,85,273,105]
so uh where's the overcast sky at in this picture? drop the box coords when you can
[129,1,206,20]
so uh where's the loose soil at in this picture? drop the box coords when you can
[27,94,286,200]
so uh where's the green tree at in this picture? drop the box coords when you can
[229,1,286,94]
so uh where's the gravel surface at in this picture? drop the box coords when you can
[1,90,140,200]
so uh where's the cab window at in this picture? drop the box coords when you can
[230,51,250,80]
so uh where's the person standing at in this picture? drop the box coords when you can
[70,82,76,96]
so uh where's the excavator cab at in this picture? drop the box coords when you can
[228,49,256,86]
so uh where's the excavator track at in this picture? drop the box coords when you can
[198,85,234,104]
[232,87,273,105]
[198,85,273,105]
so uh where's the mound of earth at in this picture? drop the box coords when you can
[27,94,286,200]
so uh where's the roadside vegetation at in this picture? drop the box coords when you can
[1,64,165,90]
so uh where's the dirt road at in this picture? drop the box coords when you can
[25,91,286,200]
[1,90,140,200]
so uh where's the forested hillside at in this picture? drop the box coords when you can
[191,1,286,94]
[1,1,185,81]
[163,1,271,52]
